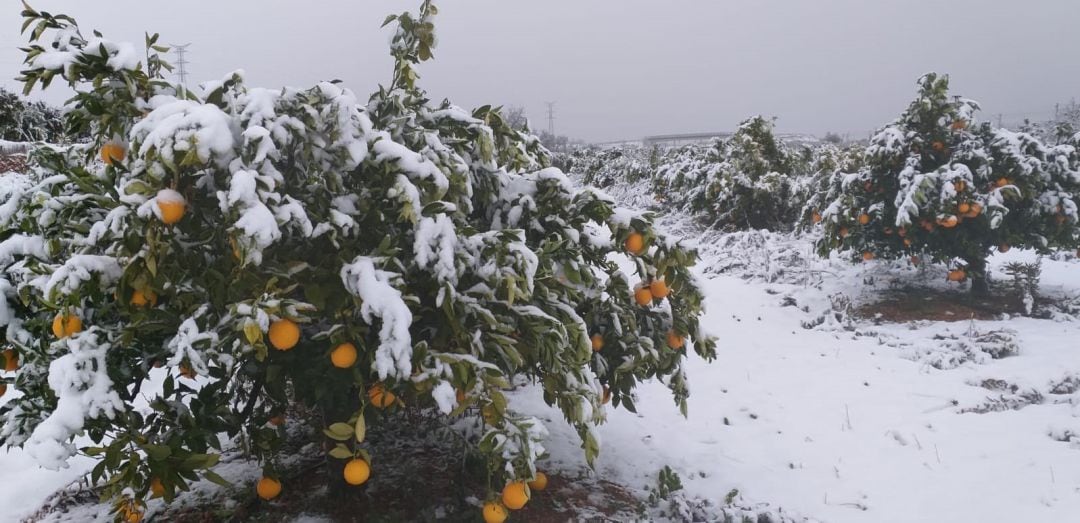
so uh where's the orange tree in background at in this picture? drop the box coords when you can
[0,2,716,520]
[814,73,1080,294]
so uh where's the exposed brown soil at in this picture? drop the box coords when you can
[853,286,1024,323]
[36,409,644,522]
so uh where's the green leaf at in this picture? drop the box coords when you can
[354,415,366,443]
[202,470,231,488]
[328,446,353,460]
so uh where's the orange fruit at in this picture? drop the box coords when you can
[130,289,157,308]
[858,213,871,225]
[52,313,83,339]
[179,363,196,380]
[998,244,1011,253]
[502,481,530,510]
[838,226,849,238]
[624,232,645,255]
[483,501,509,523]
[811,211,822,224]
[862,251,875,261]
[634,286,653,307]
[955,180,966,192]
[268,319,300,351]
[947,269,967,282]
[602,385,611,405]
[590,334,604,352]
[938,215,959,228]
[932,141,945,152]
[951,120,967,131]
[456,388,467,404]
[269,414,286,426]
[101,142,126,166]
[330,342,358,368]
[150,477,165,498]
[368,383,396,408]
[0,383,7,397]
[649,279,669,299]
[903,238,912,247]
[156,189,187,225]
[256,477,281,500]
[529,472,548,491]
[666,330,685,350]
[965,203,982,217]
[3,349,17,372]
[343,459,371,486]
[122,505,144,523]
[995,178,1008,188]
[957,202,971,215]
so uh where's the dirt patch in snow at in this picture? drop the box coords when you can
[26,409,644,522]
[853,286,1022,322]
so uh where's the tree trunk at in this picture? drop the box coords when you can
[966,256,990,296]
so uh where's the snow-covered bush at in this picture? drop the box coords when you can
[0,87,68,143]
[814,73,1080,293]
[0,3,716,519]
[653,116,801,231]
[798,143,864,230]
[571,145,658,189]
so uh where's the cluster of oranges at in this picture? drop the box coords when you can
[622,232,685,350]
[253,320,399,502]
[101,143,187,225]
[482,473,549,523]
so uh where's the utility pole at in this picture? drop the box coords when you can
[173,43,192,96]
[544,101,556,137]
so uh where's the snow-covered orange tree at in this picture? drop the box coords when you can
[815,73,1080,293]
[1,2,716,520]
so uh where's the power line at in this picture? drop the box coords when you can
[544,101,556,137]
[172,43,191,96]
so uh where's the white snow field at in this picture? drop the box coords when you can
[3,183,1080,522]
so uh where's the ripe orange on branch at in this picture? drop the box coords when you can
[634,286,653,306]
[343,459,371,486]
[368,383,396,408]
[155,189,187,225]
[502,481,530,510]
[590,334,604,352]
[256,477,281,500]
[52,312,83,339]
[624,232,646,255]
[528,472,548,491]
[130,289,157,308]
[330,342,358,368]
[666,330,685,349]
[483,502,509,523]
[100,142,126,165]
[268,319,300,350]
[858,213,871,225]
[649,278,670,299]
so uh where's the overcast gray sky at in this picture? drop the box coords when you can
[2,1,1078,143]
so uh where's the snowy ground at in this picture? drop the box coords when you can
[4,180,1080,522]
